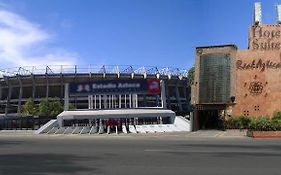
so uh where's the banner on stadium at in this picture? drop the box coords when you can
[69,79,160,96]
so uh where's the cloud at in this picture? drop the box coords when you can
[0,9,78,68]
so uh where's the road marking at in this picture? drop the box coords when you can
[143,149,274,154]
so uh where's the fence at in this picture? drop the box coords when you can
[0,116,56,130]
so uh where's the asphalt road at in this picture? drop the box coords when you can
[0,135,281,175]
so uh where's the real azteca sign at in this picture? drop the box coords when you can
[236,59,281,72]
[69,79,161,96]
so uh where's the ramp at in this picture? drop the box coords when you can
[35,119,58,134]
[174,116,191,131]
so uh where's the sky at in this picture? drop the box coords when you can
[0,0,280,70]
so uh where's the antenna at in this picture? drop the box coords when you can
[276,4,281,24]
[254,2,262,25]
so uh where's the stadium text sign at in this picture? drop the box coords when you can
[69,79,160,96]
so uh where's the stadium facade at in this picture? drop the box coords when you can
[0,65,190,115]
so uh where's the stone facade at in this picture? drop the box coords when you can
[233,24,281,117]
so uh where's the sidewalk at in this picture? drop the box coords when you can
[0,129,247,139]
[184,130,247,138]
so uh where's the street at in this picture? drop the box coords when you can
[0,132,281,175]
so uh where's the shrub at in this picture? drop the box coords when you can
[236,116,250,129]
[271,119,281,131]
[249,117,274,131]
[225,116,250,129]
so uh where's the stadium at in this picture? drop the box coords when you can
[0,65,191,133]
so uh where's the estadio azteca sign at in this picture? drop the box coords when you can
[69,79,161,96]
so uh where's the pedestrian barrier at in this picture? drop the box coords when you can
[72,127,83,134]
[35,115,191,135]
[55,127,67,134]
[63,127,75,134]
[98,125,104,134]
[80,126,91,134]
[89,126,98,134]
[47,127,59,134]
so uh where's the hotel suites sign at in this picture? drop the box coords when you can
[252,25,281,50]
[237,25,281,71]
[69,79,161,96]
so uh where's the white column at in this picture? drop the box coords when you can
[132,94,138,108]
[88,95,93,109]
[119,94,122,108]
[160,80,167,109]
[64,83,69,111]
[129,94,132,108]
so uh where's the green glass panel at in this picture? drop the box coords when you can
[199,54,230,103]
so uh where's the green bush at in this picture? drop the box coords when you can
[237,116,250,129]
[224,112,281,131]
[225,116,250,129]
[271,119,281,131]
[249,117,274,131]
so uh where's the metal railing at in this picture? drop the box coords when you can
[0,65,188,78]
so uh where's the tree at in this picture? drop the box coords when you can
[38,97,64,116]
[38,98,50,116]
[22,98,38,116]
[49,97,63,116]
[188,66,195,86]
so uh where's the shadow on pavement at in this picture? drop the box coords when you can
[0,153,100,175]
[176,143,281,151]
[164,150,281,158]
[0,141,22,147]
